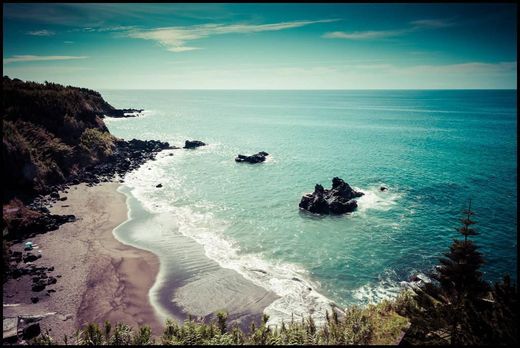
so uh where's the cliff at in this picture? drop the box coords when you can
[2,76,134,201]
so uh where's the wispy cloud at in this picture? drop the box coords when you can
[27,30,55,36]
[72,25,136,33]
[4,55,88,64]
[127,19,339,52]
[323,29,405,40]
[323,18,454,41]
[410,19,455,29]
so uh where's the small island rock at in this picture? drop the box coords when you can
[184,140,206,149]
[299,177,364,215]
[235,151,269,164]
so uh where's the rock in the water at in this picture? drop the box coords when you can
[299,177,364,215]
[380,186,387,191]
[184,140,206,149]
[235,151,269,164]
[156,184,163,188]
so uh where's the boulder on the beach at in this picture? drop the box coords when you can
[22,322,41,340]
[31,283,46,292]
[184,140,206,149]
[235,151,269,164]
[299,177,364,215]
[156,184,163,188]
[23,253,39,263]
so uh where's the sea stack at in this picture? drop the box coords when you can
[184,140,206,149]
[299,177,364,215]
[235,151,269,164]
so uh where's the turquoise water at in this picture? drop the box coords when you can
[103,90,517,324]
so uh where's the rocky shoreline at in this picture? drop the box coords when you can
[26,139,174,209]
[103,108,144,118]
[3,138,175,300]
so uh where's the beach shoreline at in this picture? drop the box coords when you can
[3,180,280,342]
[3,183,163,341]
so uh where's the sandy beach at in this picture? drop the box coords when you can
[3,183,162,342]
[3,181,279,342]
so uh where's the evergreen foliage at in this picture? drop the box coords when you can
[398,200,517,345]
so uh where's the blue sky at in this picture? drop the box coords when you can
[3,3,517,89]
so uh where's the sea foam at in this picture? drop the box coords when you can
[121,149,404,327]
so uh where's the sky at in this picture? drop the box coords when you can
[2,3,517,89]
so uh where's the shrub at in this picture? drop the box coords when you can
[79,128,116,161]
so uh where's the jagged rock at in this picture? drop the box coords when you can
[184,140,206,149]
[380,186,387,191]
[299,177,364,215]
[156,184,163,188]
[105,108,144,118]
[235,151,269,164]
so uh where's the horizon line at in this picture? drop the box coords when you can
[96,88,518,91]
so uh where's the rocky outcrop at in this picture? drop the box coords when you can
[299,177,364,215]
[2,77,172,201]
[184,140,206,149]
[235,151,269,164]
[104,108,144,118]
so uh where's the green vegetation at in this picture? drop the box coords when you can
[78,128,116,162]
[396,200,518,345]
[32,304,409,345]
[2,76,119,200]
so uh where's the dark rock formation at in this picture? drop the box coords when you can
[31,282,46,292]
[23,253,39,263]
[22,322,41,340]
[104,108,144,118]
[299,177,364,215]
[235,151,269,164]
[380,186,388,191]
[156,183,163,188]
[184,140,206,149]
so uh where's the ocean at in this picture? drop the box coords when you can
[101,89,517,326]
